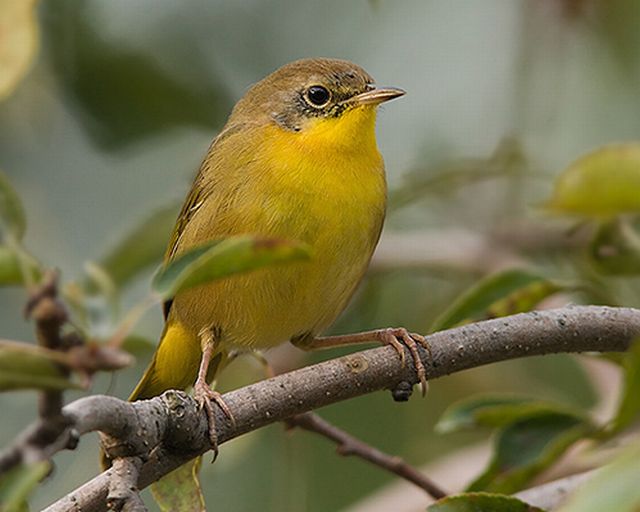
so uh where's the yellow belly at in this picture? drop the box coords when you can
[169,112,386,350]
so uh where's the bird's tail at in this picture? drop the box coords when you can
[129,320,206,401]
[101,321,218,469]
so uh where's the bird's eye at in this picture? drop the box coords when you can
[305,85,331,107]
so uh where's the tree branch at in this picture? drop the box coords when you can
[0,272,132,474]
[26,270,69,425]
[288,412,449,500]
[36,305,640,511]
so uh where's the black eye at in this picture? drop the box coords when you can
[305,85,331,107]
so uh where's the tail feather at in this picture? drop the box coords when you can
[128,355,167,401]
[101,321,201,469]
[129,320,203,401]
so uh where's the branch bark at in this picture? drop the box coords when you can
[38,305,640,511]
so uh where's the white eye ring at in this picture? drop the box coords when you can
[304,85,331,108]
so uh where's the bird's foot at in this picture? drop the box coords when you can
[373,328,431,397]
[193,379,235,460]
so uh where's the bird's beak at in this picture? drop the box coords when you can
[347,87,406,106]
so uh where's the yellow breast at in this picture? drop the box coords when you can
[170,105,387,349]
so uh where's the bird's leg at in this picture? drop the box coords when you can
[292,328,431,396]
[194,327,235,459]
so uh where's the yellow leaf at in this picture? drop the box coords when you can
[0,0,39,101]
[544,143,640,217]
[151,458,206,512]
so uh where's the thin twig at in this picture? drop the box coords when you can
[289,412,448,500]
[253,351,446,498]
[26,271,69,421]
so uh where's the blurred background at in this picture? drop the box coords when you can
[1,0,640,510]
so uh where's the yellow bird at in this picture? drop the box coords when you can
[130,58,427,445]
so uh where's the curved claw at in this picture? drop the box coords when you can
[380,328,407,367]
[194,382,235,461]
[378,328,431,397]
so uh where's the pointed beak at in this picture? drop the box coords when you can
[347,87,406,106]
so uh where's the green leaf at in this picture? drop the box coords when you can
[0,245,41,288]
[436,396,533,433]
[93,204,179,291]
[436,395,585,433]
[0,341,80,392]
[609,338,640,433]
[121,335,156,357]
[435,394,560,434]
[151,458,205,512]
[431,269,563,332]
[0,461,50,512]
[592,3,640,96]
[468,413,593,494]
[557,442,640,512]
[0,246,27,285]
[543,143,640,217]
[427,492,543,512]
[44,3,230,149]
[0,171,26,240]
[83,261,117,300]
[152,235,311,300]
[588,218,640,275]
[437,394,594,494]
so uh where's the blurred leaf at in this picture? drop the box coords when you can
[589,218,640,275]
[121,334,156,357]
[60,281,90,328]
[427,492,542,512]
[390,138,530,211]
[0,461,50,512]
[593,1,640,80]
[83,261,117,300]
[436,395,586,433]
[437,395,593,494]
[0,0,39,102]
[431,269,563,332]
[43,2,229,149]
[0,171,27,240]
[543,143,640,217]
[0,245,42,286]
[152,235,311,300]
[468,413,593,494]
[609,338,640,434]
[151,458,205,512]
[557,442,640,512]
[596,351,627,366]
[0,246,28,285]
[0,340,80,392]
[436,396,533,433]
[92,204,179,291]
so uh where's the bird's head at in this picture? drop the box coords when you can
[230,58,405,139]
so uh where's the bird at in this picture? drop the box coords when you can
[129,57,428,451]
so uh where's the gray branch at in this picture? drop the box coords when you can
[40,305,640,511]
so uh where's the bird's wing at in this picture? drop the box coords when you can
[162,123,249,319]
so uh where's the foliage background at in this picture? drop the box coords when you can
[1,1,640,510]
